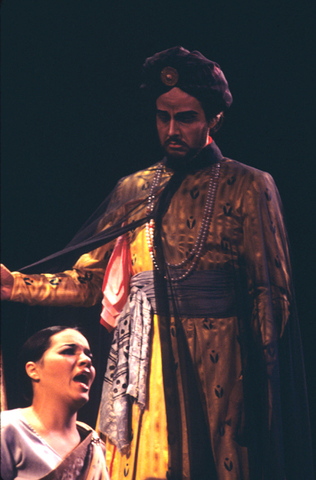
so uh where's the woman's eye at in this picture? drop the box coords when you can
[61,348,75,355]
[85,350,94,361]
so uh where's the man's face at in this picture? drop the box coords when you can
[156,87,210,160]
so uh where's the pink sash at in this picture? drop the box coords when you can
[100,233,132,331]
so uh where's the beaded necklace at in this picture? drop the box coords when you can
[146,161,220,282]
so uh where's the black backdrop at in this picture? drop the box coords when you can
[1,0,316,468]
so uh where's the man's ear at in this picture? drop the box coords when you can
[208,112,224,131]
[25,362,40,382]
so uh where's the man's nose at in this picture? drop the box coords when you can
[168,118,180,137]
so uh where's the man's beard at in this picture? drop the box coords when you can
[162,130,209,168]
[163,143,202,169]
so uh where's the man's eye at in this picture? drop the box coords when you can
[176,114,197,123]
[157,112,170,123]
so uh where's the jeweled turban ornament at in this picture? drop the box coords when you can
[160,66,179,87]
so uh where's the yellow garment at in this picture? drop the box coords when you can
[103,314,169,480]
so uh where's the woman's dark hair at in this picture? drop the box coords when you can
[18,325,81,402]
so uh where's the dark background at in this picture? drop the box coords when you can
[1,0,316,468]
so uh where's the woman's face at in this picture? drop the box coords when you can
[30,329,96,409]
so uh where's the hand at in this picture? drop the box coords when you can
[1,264,14,300]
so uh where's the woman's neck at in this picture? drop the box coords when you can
[21,402,81,457]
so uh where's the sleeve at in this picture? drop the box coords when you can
[8,176,138,308]
[241,170,292,342]
[240,169,293,444]
[9,240,115,307]
[1,423,18,480]
[238,168,313,479]
[7,167,156,309]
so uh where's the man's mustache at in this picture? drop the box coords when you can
[164,138,187,147]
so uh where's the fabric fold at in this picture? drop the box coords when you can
[100,233,132,330]
[98,284,152,451]
[98,268,238,451]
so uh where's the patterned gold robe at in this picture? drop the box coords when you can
[9,142,311,480]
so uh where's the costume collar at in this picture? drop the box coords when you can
[164,139,223,173]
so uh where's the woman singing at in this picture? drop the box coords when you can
[1,326,110,480]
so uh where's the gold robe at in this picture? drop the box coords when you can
[10,145,293,479]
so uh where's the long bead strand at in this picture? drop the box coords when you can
[146,162,220,282]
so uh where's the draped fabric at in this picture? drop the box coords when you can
[9,141,314,479]
[99,283,152,451]
[100,233,132,330]
[127,269,237,317]
[99,268,237,453]
[40,422,109,480]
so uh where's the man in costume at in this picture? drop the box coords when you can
[1,47,314,479]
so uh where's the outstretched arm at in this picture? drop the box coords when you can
[0,264,14,301]
[1,241,114,307]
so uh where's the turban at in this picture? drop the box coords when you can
[140,46,233,116]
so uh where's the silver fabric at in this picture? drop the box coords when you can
[1,408,62,480]
[98,281,152,451]
[0,409,110,480]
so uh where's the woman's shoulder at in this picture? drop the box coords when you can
[76,421,101,440]
[76,421,105,451]
[1,408,22,429]
[76,420,93,433]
